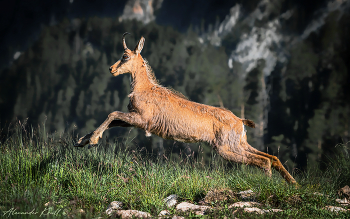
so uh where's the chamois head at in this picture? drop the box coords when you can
[109,32,145,76]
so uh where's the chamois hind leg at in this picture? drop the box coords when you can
[254,150,296,184]
[216,145,272,176]
[75,111,140,147]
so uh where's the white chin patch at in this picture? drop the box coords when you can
[145,131,152,137]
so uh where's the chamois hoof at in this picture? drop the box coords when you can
[74,140,89,147]
[74,132,93,147]
[74,142,85,147]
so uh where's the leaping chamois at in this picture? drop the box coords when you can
[75,33,297,184]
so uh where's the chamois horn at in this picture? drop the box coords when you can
[122,32,131,50]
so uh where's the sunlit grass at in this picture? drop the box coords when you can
[0,123,349,218]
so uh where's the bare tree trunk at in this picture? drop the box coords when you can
[253,72,270,151]
[241,103,245,118]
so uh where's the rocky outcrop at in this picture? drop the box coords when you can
[228,201,261,208]
[119,0,163,24]
[242,207,283,214]
[105,186,350,217]
[176,202,212,215]
[323,206,348,213]
[114,210,151,218]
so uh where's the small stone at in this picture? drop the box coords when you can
[44,201,55,207]
[194,210,205,215]
[109,201,123,209]
[242,207,283,214]
[176,202,211,212]
[158,210,170,216]
[267,209,283,213]
[238,189,254,195]
[172,216,185,219]
[323,206,347,212]
[106,201,123,216]
[335,198,349,204]
[313,192,324,196]
[163,194,178,207]
[228,201,261,208]
[77,209,85,214]
[115,210,151,218]
[106,208,113,216]
[237,189,256,201]
[244,207,266,214]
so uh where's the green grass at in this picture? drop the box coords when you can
[0,123,349,218]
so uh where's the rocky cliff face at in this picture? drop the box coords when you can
[119,0,163,24]
[193,0,350,152]
[200,0,350,78]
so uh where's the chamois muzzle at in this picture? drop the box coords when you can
[109,62,121,76]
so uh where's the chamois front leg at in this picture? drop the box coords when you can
[74,120,132,147]
[75,111,143,147]
[74,132,94,147]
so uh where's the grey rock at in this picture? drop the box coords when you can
[313,192,324,196]
[244,207,266,214]
[237,189,256,201]
[158,210,170,216]
[335,198,349,205]
[163,194,178,207]
[176,202,211,212]
[266,209,283,213]
[323,206,347,212]
[105,201,123,216]
[229,201,261,208]
[243,207,283,214]
[114,210,151,218]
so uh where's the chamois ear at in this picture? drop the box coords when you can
[134,37,145,54]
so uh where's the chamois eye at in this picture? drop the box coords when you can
[123,54,130,61]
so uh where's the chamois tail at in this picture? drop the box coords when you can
[242,119,255,128]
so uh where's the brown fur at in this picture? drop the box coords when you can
[75,33,297,184]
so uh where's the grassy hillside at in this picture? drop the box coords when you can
[0,123,349,218]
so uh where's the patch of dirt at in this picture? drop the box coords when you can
[338,185,350,199]
[286,195,302,206]
[202,189,237,205]
[264,195,280,207]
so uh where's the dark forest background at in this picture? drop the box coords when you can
[1,0,349,171]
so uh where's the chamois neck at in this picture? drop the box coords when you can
[130,57,153,91]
